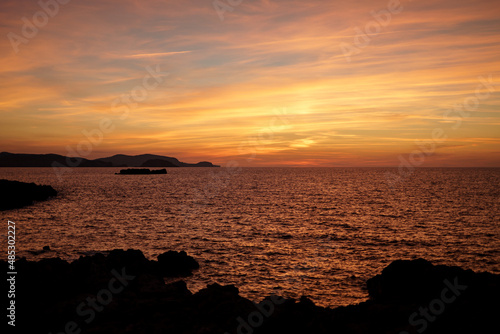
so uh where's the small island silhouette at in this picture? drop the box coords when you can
[115,168,167,175]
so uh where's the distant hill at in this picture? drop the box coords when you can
[140,159,179,167]
[0,152,219,168]
[0,152,112,167]
[95,154,219,167]
[96,154,182,167]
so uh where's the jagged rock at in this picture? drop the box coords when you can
[4,255,498,334]
[0,179,57,210]
[28,246,52,255]
[157,250,200,277]
[366,258,496,303]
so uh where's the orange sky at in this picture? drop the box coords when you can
[0,0,499,166]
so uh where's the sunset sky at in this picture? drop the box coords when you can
[1,0,499,166]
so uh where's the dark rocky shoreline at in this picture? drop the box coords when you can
[0,179,57,211]
[5,249,499,333]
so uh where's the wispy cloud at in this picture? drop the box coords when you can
[110,51,192,59]
[0,0,499,166]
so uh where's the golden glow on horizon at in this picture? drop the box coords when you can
[0,0,499,166]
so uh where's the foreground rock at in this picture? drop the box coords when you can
[0,179,57,210]
[6,253,498,333]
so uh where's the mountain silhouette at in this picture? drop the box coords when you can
[0,152,219,167]
[96,154,219,167]
[140,159,179,167]
[0,152,112,167]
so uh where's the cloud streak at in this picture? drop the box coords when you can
[0,0,499,166]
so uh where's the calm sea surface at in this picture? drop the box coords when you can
[1,167,499,307]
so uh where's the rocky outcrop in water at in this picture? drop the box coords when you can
[115,168,167,175]
[6,252,499,333]
[0,179,57,210]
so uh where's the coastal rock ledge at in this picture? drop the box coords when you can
[6,251,499,333]
[0,179,57,210]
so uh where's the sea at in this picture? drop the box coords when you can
[1,167,499,307]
